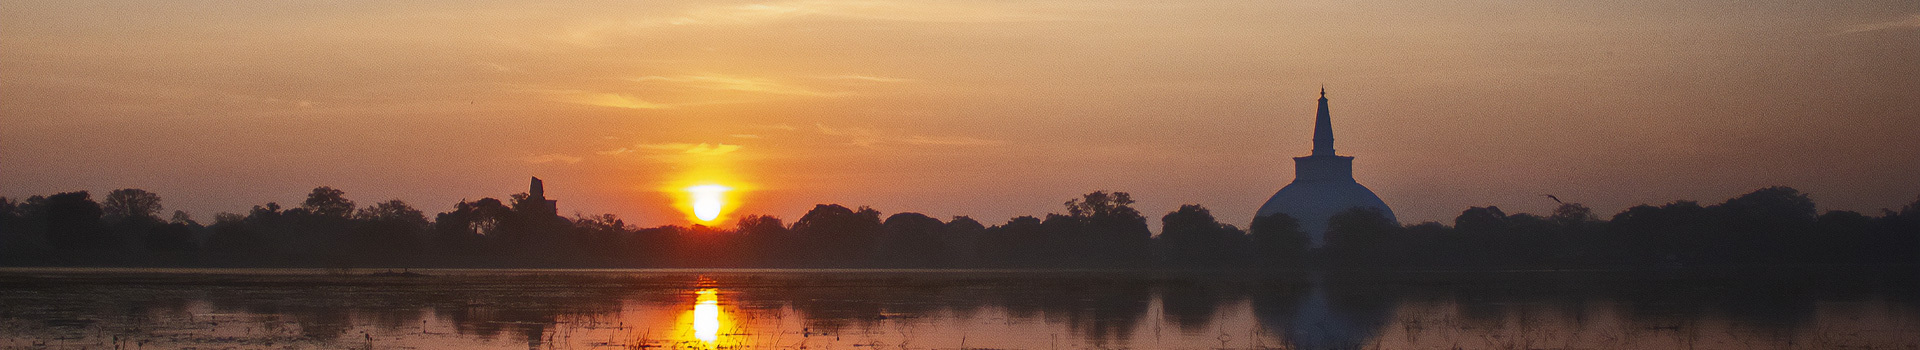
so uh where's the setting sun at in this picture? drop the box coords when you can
[686,185,732,222]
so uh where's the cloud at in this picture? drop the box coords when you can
[814,123,1004,148]
[523,154,583,164]
[1839,14,1920,34]
[818,75,912,83]
[652,0,1062,26]
[596,148,636,155]
[684,143,743,155]
[559,1,1068,46]
[630,74,847,97]
[753,124,799,131]
[547,91,671,109]
[730,134,763,139]
[599,142,743,156]
[635,142,700,150]
[900,135,1005,146]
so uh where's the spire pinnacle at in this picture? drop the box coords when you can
[1311,88,1335,156]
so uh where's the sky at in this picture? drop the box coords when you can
[3,0,1917,229]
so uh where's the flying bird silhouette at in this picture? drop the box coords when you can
[1544,194,1562,204]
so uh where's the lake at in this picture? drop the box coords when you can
[1,268,1915,349]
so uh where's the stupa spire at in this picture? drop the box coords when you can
[1312,87,1335,156]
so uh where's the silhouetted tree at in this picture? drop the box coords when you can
[1452,206,1511,266]
[1810,210,1877,264]
[1249,213,1308,268]
[1159,205,1246,268]
[574,213,632,263]
[1324,207,1401,267]
[879,212,946,267]
[1400,221,1455,266]
[43,191,110,250]
[736,215,793,265]
[791,204,882,266]
[143,222,197,253]
[206,212,267,264]
[982,216,1044,266]
[432,198,509,260]
[1888,196,1920,265]
[1547,203,1606,264]
[0,197,34,265]
[941,216,986,267]
[102,189,163,224]
[1708,186,1816,264]
[1050,191,1152,267]
[1609,200,1712,265]
[346,200,429,264]
[301,187,356,219]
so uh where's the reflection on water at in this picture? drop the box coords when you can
[0,268,1915,349]
[691,288,722,345]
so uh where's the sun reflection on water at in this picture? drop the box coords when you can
[692,288,721,344]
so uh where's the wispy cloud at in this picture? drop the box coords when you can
[653,0,1061,26]
[546,91,672,109]
[900,135,1004,146]
[815,123,1004,148]
[818,75,912,83]
[630,74,848,97]
[523,154,584,164]
[684,143,743,155]
[599,142,743,156]
[1839,14,1920,34]
[730,134,763,139]
[559,0,1067,46]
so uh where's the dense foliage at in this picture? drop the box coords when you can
[1,186,1915,269]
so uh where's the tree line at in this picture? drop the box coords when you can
[1,186,1915,269]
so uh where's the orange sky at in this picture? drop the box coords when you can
[3,0,1917,228]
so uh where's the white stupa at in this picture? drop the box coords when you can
[1256,88,1396,248]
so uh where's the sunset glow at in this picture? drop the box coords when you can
[1,0,1915,231]
[686,185,732,222]
[692,288,720,344]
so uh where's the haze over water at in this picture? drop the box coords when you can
[2,269,1915,349]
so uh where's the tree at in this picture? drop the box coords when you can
[169,210,197,226]
[206,213,266,262]
[1324,207,1402,267]
[983,216,1045,266]
[1249,213,1308,268]
[43,191,110,250]
[1711,186,1817,264]
[792,204,883,265]
[144,222,198,253]
[1159,205,1245,268]
[0,197,17,220]
[1453,206,1509,235]
[878,212,946,267]
[1055,191,1152,267]
[102,188,163,224]
[345,200,430,264]
[1065,191,1141,220]
[736,215,794,265]
[942,216,987,267]
[354,200,429,228]
[1549,203,1598,228]
[301,186,355,219]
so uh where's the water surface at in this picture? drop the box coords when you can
[1,268,1915,349]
